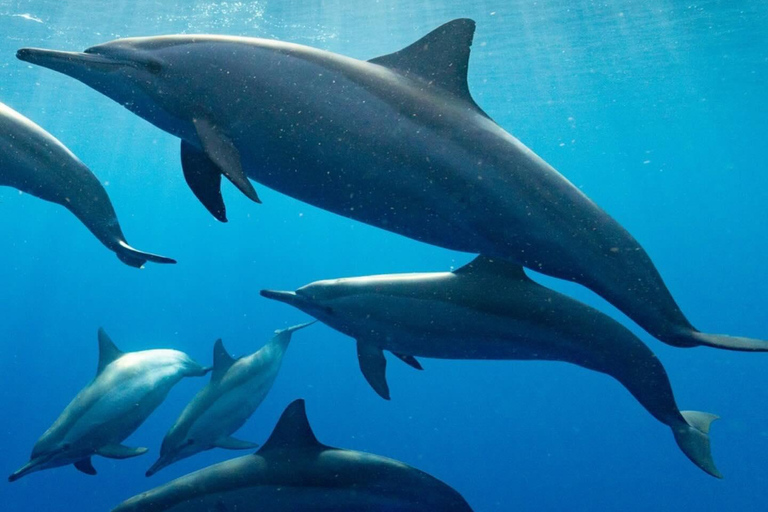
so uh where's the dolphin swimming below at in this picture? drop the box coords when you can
[146,322,314,476]
[261,256,722,477]
[15,20,766,350]
[113,399,474,511]
[0,101,174,268]
[9,329,209,482]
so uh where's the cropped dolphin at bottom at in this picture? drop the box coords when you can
[0,102,175,268]
[261,256,723,478]
[16,19,767,349]
[112,400,474,512]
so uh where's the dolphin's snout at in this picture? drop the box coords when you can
[260,290,298,304]
[16,47,125,74]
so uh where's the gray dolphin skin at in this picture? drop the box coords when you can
[113,399,474,512]
[0,102,175,268]
[146,322,314,476]
[9,329,209,482]
[15,19,766,350]
[260,256,722,477]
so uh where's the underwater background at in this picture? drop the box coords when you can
[1,0,766,510]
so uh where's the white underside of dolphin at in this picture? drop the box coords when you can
[9,329,208,482]
[146,322,314,476]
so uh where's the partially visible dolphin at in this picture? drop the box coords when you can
[0,102,174,268]
[261,256,722,478]
[113,399,474,512]
[16,20,766,349]
[9,329,209,482]
[146,322,314,476]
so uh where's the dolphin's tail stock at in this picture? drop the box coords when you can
[672,411,722,478]
[681,331,768,352]
[115,241,177,269]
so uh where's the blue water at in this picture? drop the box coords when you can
[1,1,767,510]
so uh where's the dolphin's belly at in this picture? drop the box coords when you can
[330,295,585,362]
[188,384,271,442]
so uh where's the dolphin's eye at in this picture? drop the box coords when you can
[62,444,71,451]
[146,60,162,75]
[186,439,195,446]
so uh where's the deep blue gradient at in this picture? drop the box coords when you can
[1,1,767,510]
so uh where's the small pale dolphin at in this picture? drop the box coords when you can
[146,322,314,476]
[9,329,209,482]
[261,257,722,477]
[113,399,474,511]
[0,102,174,268]
[16,20,766,349]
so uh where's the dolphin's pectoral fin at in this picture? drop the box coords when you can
[368,18,487,117]
[357,340,390,400]
[214,436,259,450]
[74,458,97,476]
[97,444,148,459]
[393,352,423,370]
[192,118,261,205]
[181,141,228,222]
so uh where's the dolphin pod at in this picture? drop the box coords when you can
[261,256,722,478]
[112,399,474,512]
[8,329,209,482]
[146,322,314,476]
[14,19,767,351]
[0,102,175,268]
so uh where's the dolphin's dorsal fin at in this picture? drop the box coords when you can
[97,328,124,375]
[453,256,530,281]
[258,399,324,454]
[368,19,485,114]
[211,339,237,382]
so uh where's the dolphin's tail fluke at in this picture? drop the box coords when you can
[672,411,722,479]
[116,241,177,268]
[684,331,768,352]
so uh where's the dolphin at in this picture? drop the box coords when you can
[9,328,209,482]
[113,399,474,512]
[146,322,314,476]
[261,256,722,477]
[0,101,174,268]
[15,20,766,350]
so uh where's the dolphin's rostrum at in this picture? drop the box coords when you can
[112,400,474,511]
[16,19,766,350]
[261,256,722,478]
[0,102,175,268]
[8,329,209,482]
[146,322,314,476]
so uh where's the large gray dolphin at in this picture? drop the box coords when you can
[15,20,765,350]
[0,102,174,268]
[113,399,474,512]
[146,322,314,476]
[9,329,209,482]
[261,256,722,477]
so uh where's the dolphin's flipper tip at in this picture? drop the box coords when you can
[688,331,768,352]
[673,411,722,479]
[116,241,176,268]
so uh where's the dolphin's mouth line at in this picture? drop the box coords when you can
[16,48,132,72]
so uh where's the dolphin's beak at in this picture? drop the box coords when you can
[16,47,125,76]
[260,290,300,305]
[8,458,43,483]
[145,456,172,478]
